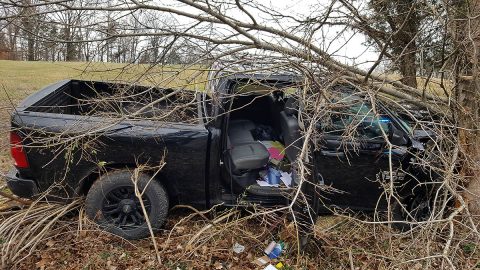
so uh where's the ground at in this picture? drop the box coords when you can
[0,60,478,269]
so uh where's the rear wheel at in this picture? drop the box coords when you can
[85,170,169,239]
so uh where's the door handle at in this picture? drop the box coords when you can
[321,150,345,157]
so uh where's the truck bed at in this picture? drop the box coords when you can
[19,80,198,123]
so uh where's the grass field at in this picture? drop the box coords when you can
[0,60,207,99]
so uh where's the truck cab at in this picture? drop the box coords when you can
[204,72,421,210]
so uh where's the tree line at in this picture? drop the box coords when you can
[1,0,452,88]
[0,0,207,64]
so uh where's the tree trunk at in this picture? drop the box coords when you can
[396,0,418,88]
[26,36,35,61]
[65,26,76,61]
[399,43,417,88]
[20,0,36,61]
[453,1,480,215]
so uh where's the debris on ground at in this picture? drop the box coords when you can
[253,255,270,267]
[263,264,279,270]
[264,241,277,255]
[264,240,284,259]
[232,242,245,254]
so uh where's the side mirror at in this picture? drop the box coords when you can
[388,122,408,145]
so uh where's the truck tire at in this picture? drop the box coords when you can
[85,170,169,240]
[391,191,432,232]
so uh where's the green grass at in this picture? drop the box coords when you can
[0,60,208,100]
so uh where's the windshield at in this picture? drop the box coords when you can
[323,93,392,140]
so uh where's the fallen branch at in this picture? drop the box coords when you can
[0,190,32,206]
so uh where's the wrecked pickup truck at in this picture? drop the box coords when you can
[7,73,436,239]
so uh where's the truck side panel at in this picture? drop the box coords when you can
[12,112,210,208]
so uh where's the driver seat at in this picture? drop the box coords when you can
[227,119,269,174]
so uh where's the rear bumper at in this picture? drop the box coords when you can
[5,168,38,198]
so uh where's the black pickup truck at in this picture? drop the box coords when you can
[7,73,435,239]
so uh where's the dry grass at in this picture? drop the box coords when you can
[378,72,453,97]
[2,202,478,269]
[2,205,308,269]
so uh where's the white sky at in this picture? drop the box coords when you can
[166,0,380,70]
[262,0,379,70]
[117,0,380,70]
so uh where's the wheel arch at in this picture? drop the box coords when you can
[76,164,178,205]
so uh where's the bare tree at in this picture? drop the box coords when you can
[18,0,38,61]
[339,0,423,87]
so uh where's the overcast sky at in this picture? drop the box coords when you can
[160,0,379,70]
[266,0,379,70]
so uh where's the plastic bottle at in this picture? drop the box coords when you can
[264,241,276,255]
[268,241,284,259]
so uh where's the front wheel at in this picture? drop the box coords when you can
[392,192,432,232]
[85,170,169,239]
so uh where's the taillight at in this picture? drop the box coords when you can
[10,132,29,168]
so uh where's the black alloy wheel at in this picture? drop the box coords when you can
[392,191,432,232]
[85,170,169,239]
[101,186,151,229]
